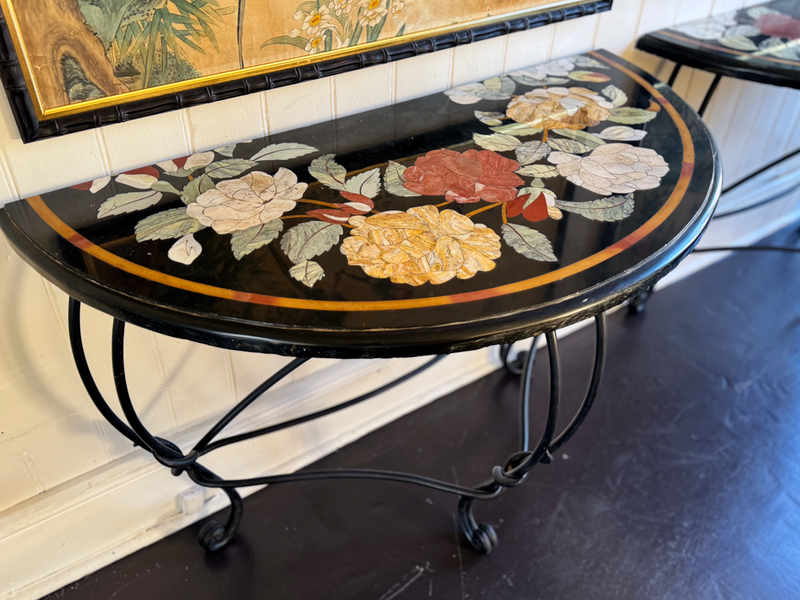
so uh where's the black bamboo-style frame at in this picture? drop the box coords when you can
[0,1,611,143]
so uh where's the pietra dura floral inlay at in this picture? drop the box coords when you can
[669,3,800,56]
[637,0,800,70]
[70,52,670,289]
[0,49,718,355]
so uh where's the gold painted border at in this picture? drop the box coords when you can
[0,0,592,120]
[24,52,697,313]
[659,30,800,67]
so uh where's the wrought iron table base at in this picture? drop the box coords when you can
[68,298,607,554]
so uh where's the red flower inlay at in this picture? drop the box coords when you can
[755,13,800,40]
[403,148,523,204]
[124,165,160,178]
[507,192,550,222]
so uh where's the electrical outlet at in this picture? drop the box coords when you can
[177,487,206,515]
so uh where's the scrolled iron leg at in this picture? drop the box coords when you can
[110,318,310,552]
[69,294,608,556]
[68,300,295,552]
[499,335,540,376]
[457,315,607,552]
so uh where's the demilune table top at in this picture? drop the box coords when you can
[0,50,720,359]
[637,1,800,89]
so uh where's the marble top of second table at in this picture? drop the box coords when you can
[637,1,800,89]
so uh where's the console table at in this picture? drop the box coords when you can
[634,1,800,309]
[638,0,800,113]
[0,50,720,555]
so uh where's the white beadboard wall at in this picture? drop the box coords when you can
[3,0,800,597]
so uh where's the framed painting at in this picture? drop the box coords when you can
[0,0,611,142]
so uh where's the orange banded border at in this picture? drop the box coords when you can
[26,53,697,313]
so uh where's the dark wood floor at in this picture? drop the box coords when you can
[45,227,800,600]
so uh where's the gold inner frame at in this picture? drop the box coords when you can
[0,0,594,121]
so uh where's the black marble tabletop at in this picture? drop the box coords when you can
[0,50,720,358]
[637,0,800,89]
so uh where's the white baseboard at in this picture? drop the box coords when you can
[3,179,800,600]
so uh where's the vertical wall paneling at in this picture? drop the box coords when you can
[717,83,770,187]
[594,0,645,57]
[745,86,790,171]
[764,89,800,162]
[148,334,238,431]
[333,62,397,118]
[629,0,682,74]
[0,101,106,200]
[783,94,800,151]
[703,78,746,155]
[677,0,718,21]
[395,50,454,103]
[680,70,716,113]
[186,93,268,152]
[263,78,335,135]
[2,3,800,596]
[712,0,748,13]
[99,111,192,173]
[504,21,555,73]
[549,11,601,57]
[450,36,508,87]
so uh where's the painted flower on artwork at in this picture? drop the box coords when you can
[548,144,669,195]
[392,0,414,13]
[305,34,326,53]
[673,11,738,39]
[292,6,335,37]
[506,87,615,131]
[329,0,355,15]
[755,13,800,39]
[359,0,389,26]
[268,0,411,56]
[340,205,502,286]
[402,149,523,204]
[187,169,307,234]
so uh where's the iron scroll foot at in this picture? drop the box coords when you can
[458,494,499,554]
[195,468,244,551]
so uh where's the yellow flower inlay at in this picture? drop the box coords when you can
[340,205,502,286]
